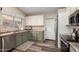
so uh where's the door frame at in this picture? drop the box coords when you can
[44,16,58,48]
[44,18,56,40]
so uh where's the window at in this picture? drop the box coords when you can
[2,14,13,20]
[2,14,14,27]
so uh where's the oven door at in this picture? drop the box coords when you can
[61,39,70,52]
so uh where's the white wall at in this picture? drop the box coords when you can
[2,7,25,18]
[2,7,26,27]
[58,8,72,48]
[58,7,79,48]
[0,7,26,32]
[0,8,2,25]
[58,8,71,34]
[26,15,44,26]
[44,12,57,19]
[44,13,57,40]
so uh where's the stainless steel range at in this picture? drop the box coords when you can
[60,35,71,52]
[60,38,70,52]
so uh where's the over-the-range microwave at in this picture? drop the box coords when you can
[69,10,79,26]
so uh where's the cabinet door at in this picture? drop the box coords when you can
[32,31,37,41]
[36,31,44,42]
[22,32,28,43]
[25,31,28,41]
[31,31,44,42]
[16,33,22,47]
[27,31,33,41]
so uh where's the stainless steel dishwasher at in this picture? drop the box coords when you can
[0,38,2,52]
[0,34,16,52]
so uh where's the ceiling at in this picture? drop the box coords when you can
[18,7,63,15]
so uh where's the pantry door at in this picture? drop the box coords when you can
[44,18,56,40]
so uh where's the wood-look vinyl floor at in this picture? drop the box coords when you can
[12,39,60,52]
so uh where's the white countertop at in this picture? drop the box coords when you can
[0,32,14,36]
[69,42,79,52]
[60,34,79,52]
[0,30,27,37]
[0,29,44,37]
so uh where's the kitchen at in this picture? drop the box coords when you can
[0,7,79,52]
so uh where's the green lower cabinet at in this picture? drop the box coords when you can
[32,31,44,42]
[36,31,44,42]
[27,31,33,41]
[22,32,28,43]
[16,31,28,47]
[32,31,37,41]
[34,31,38,41]
[39,31,44,42]
[16,33,22,47]
[16,31,44,47]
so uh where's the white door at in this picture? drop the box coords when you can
[44,18,56,40]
